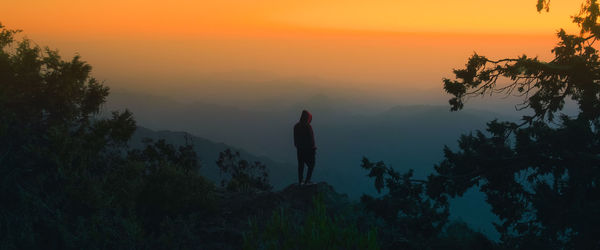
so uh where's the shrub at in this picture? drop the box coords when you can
[243,194,379,250]
[217,149,272,192]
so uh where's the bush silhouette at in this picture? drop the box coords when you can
[243,193,379,250]
[217,149,272,192]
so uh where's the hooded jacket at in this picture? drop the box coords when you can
[294,110,316,152]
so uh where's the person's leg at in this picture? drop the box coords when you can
[297,150,304,184]
[304,152,316,184]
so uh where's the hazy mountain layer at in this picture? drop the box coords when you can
[110,92,514,239]
[131,127,296,190]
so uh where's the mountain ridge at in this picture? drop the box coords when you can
[130,126,296,190]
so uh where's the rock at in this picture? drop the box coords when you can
[280,182,350,211]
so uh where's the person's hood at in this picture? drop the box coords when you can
[300,110,312,124]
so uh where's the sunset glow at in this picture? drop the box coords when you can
[4,2,599,244]
[0,0,585,100]
[3,0,581,36]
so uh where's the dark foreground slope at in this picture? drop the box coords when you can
[196,182,494,250]
[198,182,352,249]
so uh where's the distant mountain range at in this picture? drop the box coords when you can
[110,91,518,239]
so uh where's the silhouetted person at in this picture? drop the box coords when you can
[294,110,316,185]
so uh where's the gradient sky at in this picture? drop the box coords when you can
[0,0,584,103]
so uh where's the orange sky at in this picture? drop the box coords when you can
[0,0,585,103]
[2,0,581,36]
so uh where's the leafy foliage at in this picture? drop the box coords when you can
[128,137,199,174]
[0,22,216,249]
[243,194,379,250]
[360,157,449,249]
[444,0,600,122]
[434,1,600,248]
[131,139,215,233]
[434,221,497,250]
[217,148,272,192]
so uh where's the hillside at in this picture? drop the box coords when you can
[199,182,351,249]
[130,127,296,189]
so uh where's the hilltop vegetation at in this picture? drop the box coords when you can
[3,0,600,248]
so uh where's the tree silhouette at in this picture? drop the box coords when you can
[0,22,140,248]
[431,1,600,248]
[0,23,216,249]
[216,149,272,192]
[360,158,450,249]
[128,136,199,174]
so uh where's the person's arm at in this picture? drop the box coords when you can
[293,125,299,148]
[309,125,316,151]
